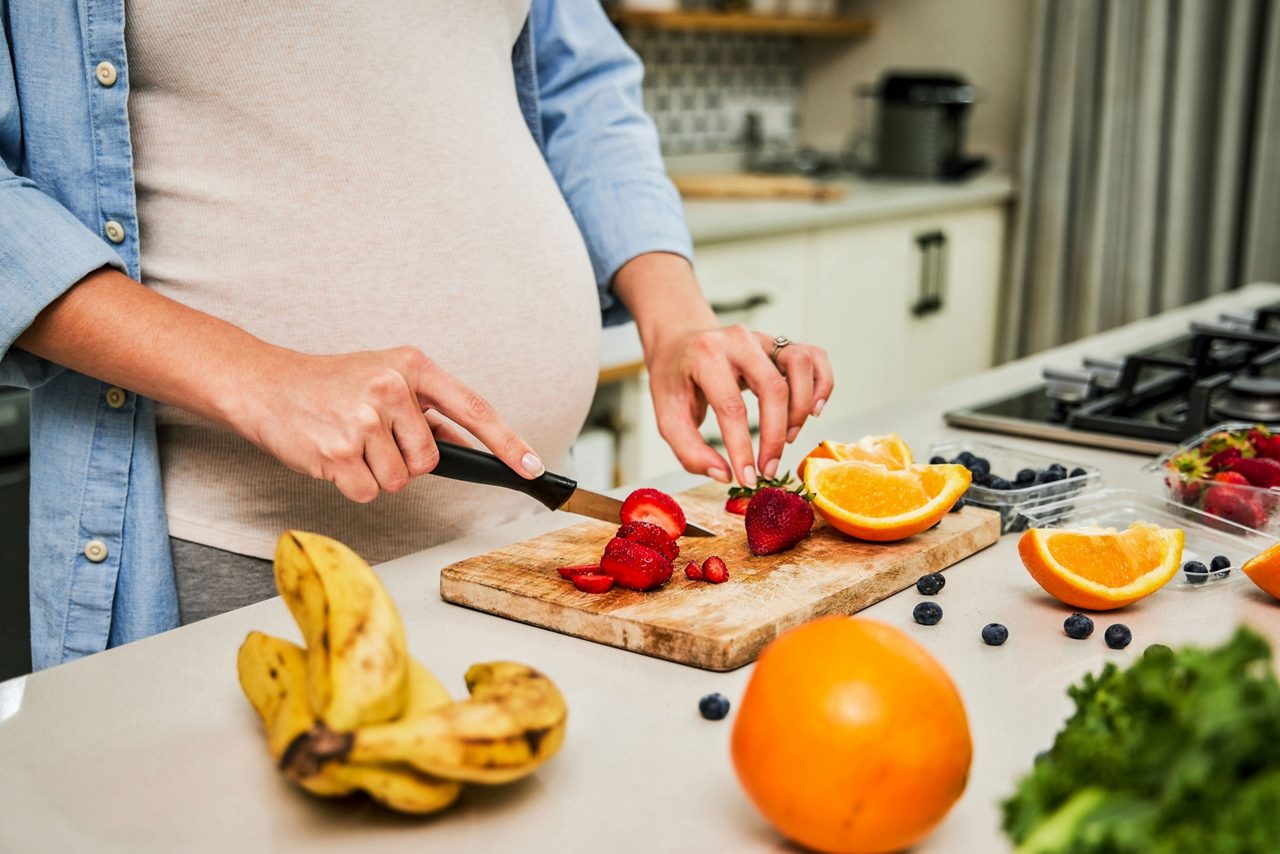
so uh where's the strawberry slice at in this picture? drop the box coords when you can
[571,573,615,594]
[702,555,729,584]
[558,563,602,580]
[616,520,680,561]
[620,488,687,539]
[684,560,704,580]
[724,496,751,515]
[600,537,674,591]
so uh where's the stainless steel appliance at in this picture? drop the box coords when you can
[945,303,1280,454]
[0,388,30,681]
[856,72,989,180]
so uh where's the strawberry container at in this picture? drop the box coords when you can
[1021,488,1278,590]
[1143,422,1280,536]
[928,440,1102,535]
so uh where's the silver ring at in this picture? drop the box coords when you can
[769,335,792,364]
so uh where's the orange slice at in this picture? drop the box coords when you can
[803,459,971,542]
[1017,523,1185,610]
[797,434,913,479]
[1242,542,1280,601]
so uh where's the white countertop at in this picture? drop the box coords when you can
[682,172,1016,245]
[3,283,1278,853]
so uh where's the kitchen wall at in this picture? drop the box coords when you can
[798,0,1035,170]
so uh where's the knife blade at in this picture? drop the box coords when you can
[430,441,716,537]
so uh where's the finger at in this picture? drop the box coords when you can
[775,346,816,443]
[695,359,759,487]
[653,388,731,482]
[330,461,381,504]
[810,347,835,416]
[414,367,544,479]
[424,410,476,448]
[389,404,440,477]
[363,425,411,494]
[734,344,790,481]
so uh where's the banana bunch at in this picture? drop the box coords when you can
[236,531,567,814]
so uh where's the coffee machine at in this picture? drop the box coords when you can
[853,72,989,181]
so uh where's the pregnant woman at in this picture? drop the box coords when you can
[0,0,832,669]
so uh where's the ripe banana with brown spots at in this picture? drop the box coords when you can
[273,531,409,731]
[237,631,463,813]
[292,661,567,785]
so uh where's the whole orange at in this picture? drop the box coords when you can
[731,616,971,853]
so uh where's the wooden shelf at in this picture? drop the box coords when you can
[609,10,874,39]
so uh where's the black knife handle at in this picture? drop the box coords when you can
[431,441,577,512]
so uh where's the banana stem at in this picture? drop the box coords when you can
[281,725,354,781]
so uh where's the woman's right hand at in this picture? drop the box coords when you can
[231,345,543,503]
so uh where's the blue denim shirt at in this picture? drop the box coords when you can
[0,0,691,670]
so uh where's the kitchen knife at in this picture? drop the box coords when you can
[431,441,716,537]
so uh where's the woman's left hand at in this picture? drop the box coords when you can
[644,323,834,487]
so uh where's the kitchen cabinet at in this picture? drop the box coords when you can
[603,197,1008,483]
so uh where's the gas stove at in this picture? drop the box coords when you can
[945,303,1280,454]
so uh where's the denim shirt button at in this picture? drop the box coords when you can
[103,220,126,243]
[83,540,109,563]
[105,386,127,408]
[95,61,118,87]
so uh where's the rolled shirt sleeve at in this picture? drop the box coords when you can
[530,0,693,324]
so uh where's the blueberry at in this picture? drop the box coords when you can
[1042,470,1064,483]
[913,602,943,626]
[916,572,946,595]
[950,497,967,513]
[1210,555,1231,571]
[1069,467,1087,479]
[1064,613,1094,639]
[929,455,947,465]
[698,693,730,721]
[1015,468,1037,484]
[957,451,976,465]
[1184,560,1208,585]
[989,477,1013,490]
[968,458,991,477]
[973,473,992,487]
[981,623,1008,646]
[1049,463,1067,475]
[1104,624,1132,650]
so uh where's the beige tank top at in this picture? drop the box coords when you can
[125,1,602,562]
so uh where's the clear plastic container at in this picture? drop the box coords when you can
[1020,488,1278,589]
[929,440,1102,535]
[1143,422,1280,536]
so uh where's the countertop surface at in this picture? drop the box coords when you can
[681,172,1016,245]
[3,283,1278,853]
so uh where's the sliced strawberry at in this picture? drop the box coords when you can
[620,488,687,539]
[600,537,674,591]
[702,555,729,584]
[724,496,751,515]
[685,560,704,580]
[616,520,680,561]
[558,563,602,580]
[1225,457,1280,489]
[1203,486,1269,530]
[1214,471,1251,486]
[570,573,615,594]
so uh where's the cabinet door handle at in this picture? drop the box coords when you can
[911,231,946,317]
[709,293,772,314]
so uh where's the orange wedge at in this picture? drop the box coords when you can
[1242,542,1280,601]
[803,459,971,542]
[797,434,913,479]
[1017,523,1185,610]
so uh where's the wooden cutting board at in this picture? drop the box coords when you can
[671,173,847,201]
[440,484,1001,671]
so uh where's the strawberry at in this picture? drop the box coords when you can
[1167,450,1211,482]
[558,563,601,580]
[1201,430,1252,456]
[702,555,729,584]
[600,536,673,591]
[725,472,800,516]
[1225,457,1280,489]
[1167,474,1202,506]
[1214,471,1251,486]
[1203,486,1269,530]
[620,488,686,539]
[724,496,752,515]
[1207,448,1244,472]
[570,573,615,594]
[616,520,680,561]
[684,560,704,580]
[1249,427,1280,461]
[744,486,814,556]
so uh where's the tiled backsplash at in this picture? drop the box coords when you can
[631,31,803,155]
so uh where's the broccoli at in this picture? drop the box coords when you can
[1002,628,1280,853]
